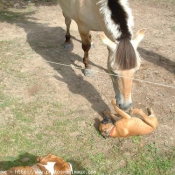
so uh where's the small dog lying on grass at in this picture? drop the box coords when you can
[99,99,158,138]
[0,154,72,175]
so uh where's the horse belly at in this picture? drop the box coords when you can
[76,0,102,31]
[79,15,102,31]
[58,0,72,18]
[58,0,102,31]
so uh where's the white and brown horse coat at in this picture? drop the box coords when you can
[58,0,145,110]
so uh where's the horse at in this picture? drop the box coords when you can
[57,0,145,110]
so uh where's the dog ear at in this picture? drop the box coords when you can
[102,117,112,124]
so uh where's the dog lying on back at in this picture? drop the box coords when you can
[0,154,72,175]
[99,99,158,138]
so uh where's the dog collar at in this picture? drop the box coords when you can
[109,126,115,137]
[108,125,115,137]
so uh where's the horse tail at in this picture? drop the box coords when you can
[115,38,136,70]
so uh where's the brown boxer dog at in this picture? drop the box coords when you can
[0,154,72,175]
[99,99,158,138]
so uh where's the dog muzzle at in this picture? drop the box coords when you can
[102,124,114,138]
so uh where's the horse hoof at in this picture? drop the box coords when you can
[84,68,94,77]
[91,42,95,48]
[64,42,73,51]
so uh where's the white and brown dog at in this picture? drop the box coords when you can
[0,154,73,175]
[99,99,158,138]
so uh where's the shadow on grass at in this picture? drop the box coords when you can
[93,118,101,131]
[0,6,175,117]
[0,8,110,116]
[0,153,37,171]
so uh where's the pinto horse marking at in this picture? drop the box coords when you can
[58,0,145,110]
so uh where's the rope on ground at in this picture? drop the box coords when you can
[45,60,175,90]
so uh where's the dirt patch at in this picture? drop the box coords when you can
[0,0,175,174]
[0,0,57,10]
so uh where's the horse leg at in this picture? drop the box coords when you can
[63,12,72,50]
[79,28,94,77]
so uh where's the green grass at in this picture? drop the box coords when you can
[0,44,175,174]
[0,11,21,21]
[0,1,175,175]
[120,145,175,175]
[171,26,175,32]
[131,136,142,144]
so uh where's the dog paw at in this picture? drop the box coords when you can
[129,108,134,115]
[111,98,116,105]
[103,110,110,117]
[147,108,154,115]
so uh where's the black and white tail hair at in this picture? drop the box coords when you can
[99,0,137,70]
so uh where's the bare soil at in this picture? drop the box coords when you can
[29,0,175,146]
[0,0,175,173]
